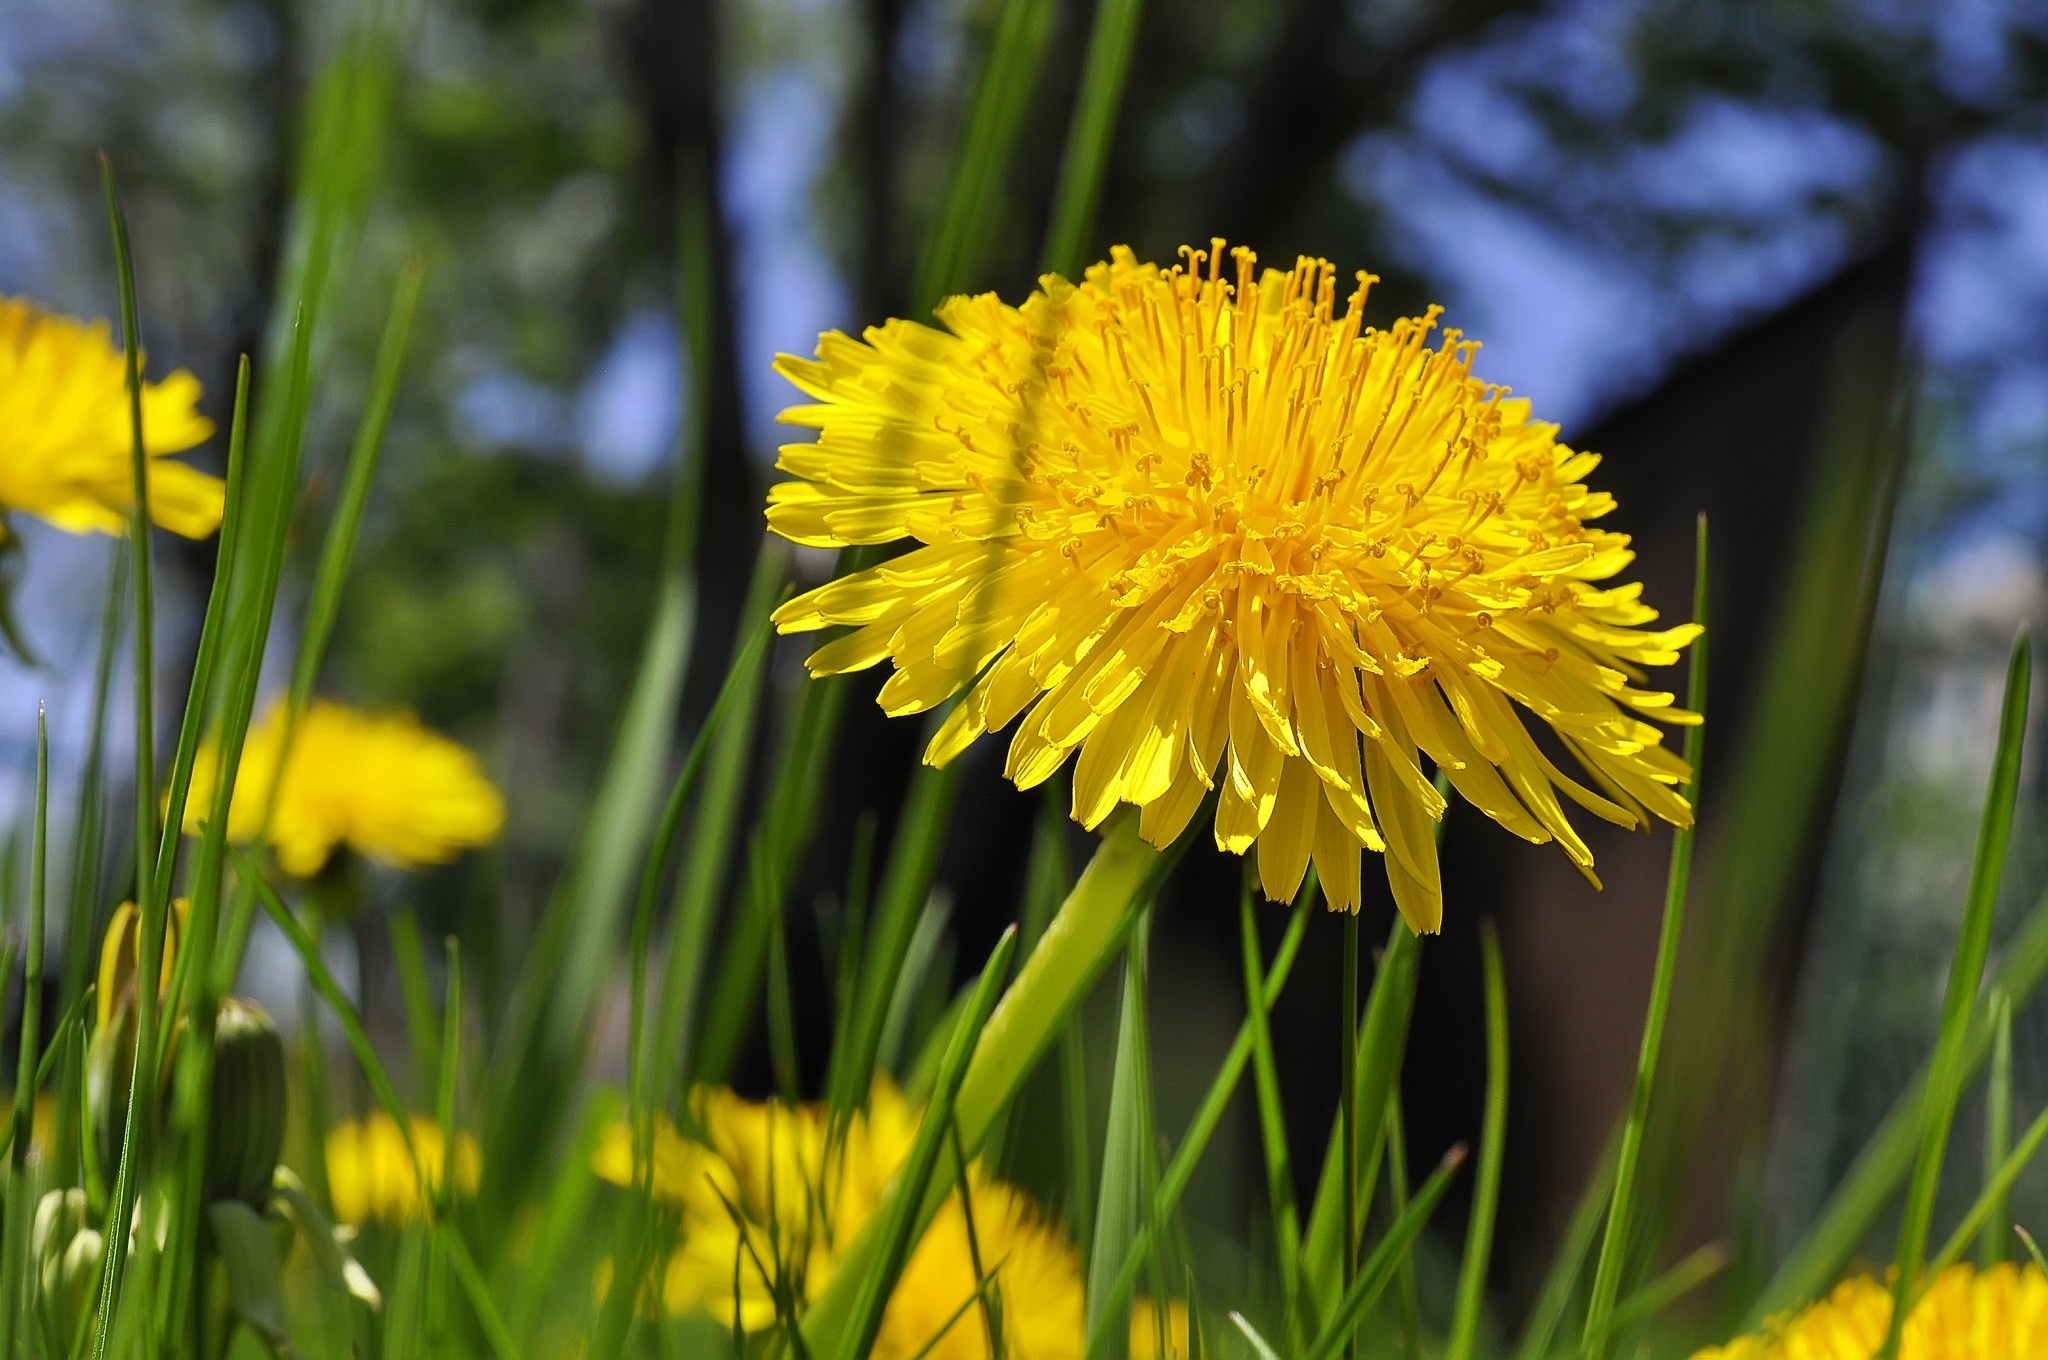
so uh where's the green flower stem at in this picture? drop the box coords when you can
[801,812,1166,1357]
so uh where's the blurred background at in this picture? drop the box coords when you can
[5,0,2048,1334]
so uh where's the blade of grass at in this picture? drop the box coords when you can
[1087,911,1159,1360]
[1757,878,2048,1320]
[1981,989,2013,1269]
[90,153,164,1360]
[1449,922,1509,1360]
[1924,1067,2048,1283]
[390,909,442,1102]
[1302,1146,1468,1360]
[1082,875,1314,1356]
[1878,632,2029,1359]
[1583,515,1708,1359]
[840,928,1019,1360]
[1039,0,1144,277]
[879,892,954,1080]
[1587,1242,1730,1351]
[914,0,1056,312]
[1238,884,1301,1328]
[812,811,1199,1357]
[1301,919,1424,1321]
[1383,1095,1423,1360]
[0,708,48,1360]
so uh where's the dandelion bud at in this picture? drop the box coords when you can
[206,998,287,1207]
[32,1189,101,1351]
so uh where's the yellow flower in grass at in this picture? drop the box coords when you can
[0,297,223,537]
[1690,1264,2048,1359]
[183,699,505,877]
[596,1083,1156,1359]
[766,243,1699,928]
[324,1112,481,1225]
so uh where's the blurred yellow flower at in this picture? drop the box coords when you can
[1690,1264,2048,1359]
[93,898,189,1031]
[598,1083,1116,1359]
[0,297,223,538]
[1129,1299,1191,1360]
[766,243,1697,929]
[182,699,505,877]
[324,1112,480,1225]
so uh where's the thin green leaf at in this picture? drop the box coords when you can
[1583,514,1708,1360]
[0,707,48,1360]
[1040,0,1145,277]
[1513,1134,1620,1360]
[1238,885,1301,1326]
[1879,632,2029,1359]
[1983,989,2014,1269]
[1302,1146,1468,1360]
[1449,922,1509,1360]
[1087,911,1159,1360]
[1924,1068,2048,1283]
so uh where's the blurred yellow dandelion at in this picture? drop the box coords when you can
[765,242,1698,929]
[1689,1264,2048,1359]
[182,699,505,878]
[324,1112,480,1225]
[597,1083,1124,1359]
[0,297,223,538]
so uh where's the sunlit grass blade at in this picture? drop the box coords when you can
[1981,988,2013,1269]
[838,928,1019,1360]
[1878,632,2029,1358]
[1758,879,2048,1320]
[1584,514,1708,1359]
[1238,883,1301,1328]
[1040,0,1144,277]
[0,707,48,1360]
[642,543,782,1099]
[90,153,164,1360]
[1303,1145,1468,1360]
[1301,920,1423,1321]
[914,0,1056,312]
[1087,911,1160,1360]
[1083,876,1313,1355]
[1448,921,1509,1360]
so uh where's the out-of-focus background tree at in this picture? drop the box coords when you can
[5,0,2048,1329]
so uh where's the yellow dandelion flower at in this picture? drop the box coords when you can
[1690,1264,2048,1359]
[766,243,1699,927]
[182,699,505,878]
[596,1083,1101,1359]
[0,297,223,538]
[324,1112,481,1225]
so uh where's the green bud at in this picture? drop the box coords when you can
[32,1189,101,1352]
[206,998,287,1207]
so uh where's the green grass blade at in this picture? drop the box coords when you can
[878,892,955,1080]
[287,257,424,712]
[1238,885,1301,1327]
[390,909,442,1102]
[1982,989,2013,1269]
[437,937,462,1207]
[914,0,1057,312]
[1756,880,2048,1320]
[1583,514,1708,1359]
[1303,1146,1468,1360]
[642,544,782,1098]
[839,928,1019,1360]
[1591,1242,1730,1350]
[90,154,164,1360]
[1040,0,1145,277]
[1086,911,1159,1360]
[1301,920,1424,1320]
[1924,1054,2048,1283]
[1449,922,1509,1360]
[1083,877,1314,1356]
[1383,1096,1423,1359]
[1879,632,2029,1357]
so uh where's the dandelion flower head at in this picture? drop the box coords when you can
[596,1083,1088,1359]
[324,1113,481,1225]
[766,242,1698,928]
[1689,1264,2048,1359]
[182,699,505,878]
[0,297,223,538]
